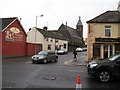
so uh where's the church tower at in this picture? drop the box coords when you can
[76,16,83,37]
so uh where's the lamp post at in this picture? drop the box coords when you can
[35,15,43,54]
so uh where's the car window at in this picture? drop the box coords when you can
[116,57,120,62]
[109,54,120,61]
[38,51,47,56]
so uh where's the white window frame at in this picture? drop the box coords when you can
[104,26,111,37]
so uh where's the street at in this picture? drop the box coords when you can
[2,52,120,89]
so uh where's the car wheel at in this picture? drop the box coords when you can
[44,59,47,64]
[98,70,111,82]
[55,58,58,62]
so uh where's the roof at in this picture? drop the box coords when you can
[76,16,83,26]
[66,25,80,39]
[86,11,120,23]
[36,27,67,41]
[0,17,27,36]
[0,17,17,31]
[58,24,80,39]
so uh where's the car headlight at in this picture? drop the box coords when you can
[90,63,98,68]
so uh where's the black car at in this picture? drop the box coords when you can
[87,54,120,82]
[31,51,58,64]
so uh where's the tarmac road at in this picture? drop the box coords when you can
[2,51,120,89]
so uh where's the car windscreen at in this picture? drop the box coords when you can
[38,51,48,56]
[109,54,120,61]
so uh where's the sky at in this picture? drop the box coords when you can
[0,0,120,38]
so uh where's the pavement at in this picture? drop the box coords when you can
[64,56,88,66]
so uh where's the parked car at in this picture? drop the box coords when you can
[56,48,67,55]
[76,47,87,52]
[31,51,58,64]
[87,54,120,82]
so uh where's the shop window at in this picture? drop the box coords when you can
[93,44,100,59]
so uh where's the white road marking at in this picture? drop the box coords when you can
[69,70,84,73]
[26,62,32,64]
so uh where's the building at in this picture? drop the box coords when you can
[0,17,27,58]
[57,17,84,51]
[86,4,120,62]
[27,27,68,54]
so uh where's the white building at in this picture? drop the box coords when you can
[27,27,68,52]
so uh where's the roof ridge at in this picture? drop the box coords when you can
[86,10,120,23]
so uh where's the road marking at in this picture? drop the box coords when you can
[69,70,84,73]
[64,56,86,65]
[26,62,32,64]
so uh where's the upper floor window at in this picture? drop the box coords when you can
[48,44,51,50]
[105,26,111,37]
[55,39,58,42]
[46,37,49,41]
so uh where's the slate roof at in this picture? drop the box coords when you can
[36,27,67,41]
[58,24,80,39]
[87,11,120,23]
[0,17,17,31]
[77,16,83,26]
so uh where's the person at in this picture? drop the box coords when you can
[73,49,77,60]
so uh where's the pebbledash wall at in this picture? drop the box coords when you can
[1,17,39,59]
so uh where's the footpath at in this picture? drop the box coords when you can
[64,56,88,66]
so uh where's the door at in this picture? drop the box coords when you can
[46,52,52,61]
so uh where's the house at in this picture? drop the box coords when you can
[0,17,27,58]
[57,17,84,51]
[27,27,68,54]
[86,3,120,62]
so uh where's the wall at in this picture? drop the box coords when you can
[27,43,42,56]
[87,23,120,62]
[27,27,68,51]
[2,19,27,58]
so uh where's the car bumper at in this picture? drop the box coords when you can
[87,66,98,76]
[32,59,44,63]
[57,52,66,55]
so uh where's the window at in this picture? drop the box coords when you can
[51,38,53,42]
[55,39,58,42]
[64,44,66,49]
[46,38,49,41]
[105,26,111,37]
[48,44,51,50]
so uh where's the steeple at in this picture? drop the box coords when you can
[76,16,83,29]
[76,16,83,37]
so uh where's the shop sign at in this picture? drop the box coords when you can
[95,38,120,43]
[5,27,23,42]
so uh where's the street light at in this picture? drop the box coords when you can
[36,15,43,27]
[35,15,43,54]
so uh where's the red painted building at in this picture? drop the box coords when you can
[1,17,27,58]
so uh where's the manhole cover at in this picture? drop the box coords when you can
[43,76,56,80]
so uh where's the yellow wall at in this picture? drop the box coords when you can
[87,23,120,62]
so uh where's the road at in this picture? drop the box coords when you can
[2,52,120,89]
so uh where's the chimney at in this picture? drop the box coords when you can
[43,26,48,30]
[118,1,120,12]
